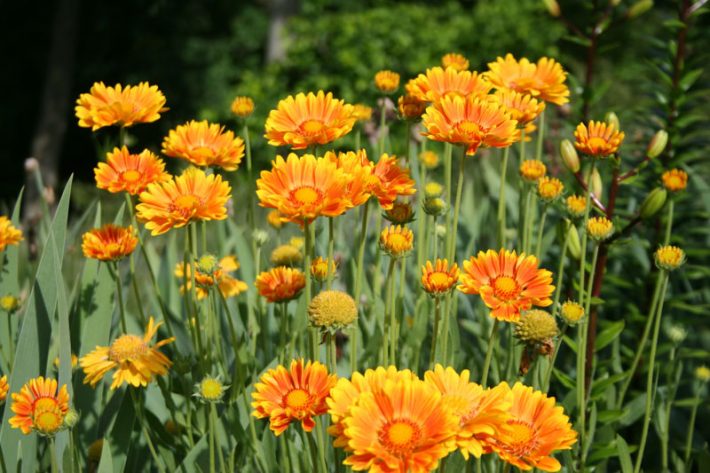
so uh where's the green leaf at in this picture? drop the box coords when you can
[0,188,24,375]
[616,434,634,473]
[680,68,704,91]
[595,321,625,351]
[97,392,136,473]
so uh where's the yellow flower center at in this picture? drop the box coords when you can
[456,121,481,139]
[300,119,326,136]
[429,271,451,289]
[666,176,682,189]
[381,419,421,454]
[32,397,63,435]
[293,187,320,205]
[285,389,311,412]
[109,334,148,362]
[121,170,142,183]
[172,194,201,215]
[506,421,538,456]
[386,234,408,250]
[587,137,608,152]
[493,276,519,301]
[200,378,224,401]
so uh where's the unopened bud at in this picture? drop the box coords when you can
[605,112,620,131]
[252,229,268,247]
[628,0,653,18]
[542,0,561,16]
[63,409,80,429]
[567,225,581,260]
[646,130,668,159]
[590,168,602,200]
[24,157,39,173]
[639,187,667,219]
[560,140,580,173]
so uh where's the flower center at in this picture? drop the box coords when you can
[109,334,148,362]
[292,187,320,205]
[380,419,421,454]
[300,119,326,136]
[429,272,451,289]
[173,194,202,216]
[587,137,608,152]
[386,234,408,251]
[121,170,142,183]
[493,276,519,301]
[456,121,482,138]
[505,421,538,456]
[33,407,64,435]
[667,176,682,188]
[200,378,224,400]
[285,389,311,411]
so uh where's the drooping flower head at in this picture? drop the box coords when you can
[80,317,174,389]
[75,82,167,130]
[231,96,255,118]
[661,168,688,193]
[256,154,351,224]
[162,120,245,171]
[408,67,492,103]
[174,255,248,300]
[375,70,401,94]
[82,224,138,261]
[252,359,337,436]
[264,91,355,149]
[422,95,519,156]
[458,249,554,322]
[574,121,625,158]
[255,266,306,303]
[136,167,231,235]
[489,89,546,125]
[421,259,460,296]
[95,147,171,195]
[485,54,569,106]
[9,377,70,436]
[442,53,470,71]
[424,366,512,459]
[371,154,417,210]
[490,383,577,471]
[0,216,23,252]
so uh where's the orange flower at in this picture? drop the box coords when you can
[421,259,460,295]
[573,121,625,157]
[174,255,248,299]
[384,200,416,225]
[422,95,520,155]
[255,266,306,303]
[341,376,458,472]
[80,317,174,389]
[485,54,569,106]
[252,359,337,436]
[95,146,170,195]
[371,154,417,210]
[75,82,167,130]
[408,67,491,103]
[256,153,351,223]
[661,168,688,192]
[442,53,470,71]
[352,104,373,122]
[519,160,547,182]
[231,96,255,118]
[136,168,231,236]
[424,366,512,459]
[398,95,427,120]
[0,375,7,403]
[380,225,414,258]
[264,91,355,149]
[458,249,554,322]
[82,224,138,261]
[325,150,377,209]
[375,70,401,93]
[489,89,546,125]
[490,383,577,471]
[162,120,245,171]
[9,377,70,436]
[0,216,23,252]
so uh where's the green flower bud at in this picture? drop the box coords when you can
[605,112,620,132]
[628,0,653,18]
[542,0,560,16]
[560,140,580,173]
[591,168,602,200]
[567,225,581,260]
[423,197,447,217]
[639,187,667,220]
[63,409,80,429]
[646,129,668,159]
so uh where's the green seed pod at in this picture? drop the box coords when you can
[567,224,581,260]
[560,139,580,173]
[605,112,620,132]
[646,129,668,159]
[640,187,667,220]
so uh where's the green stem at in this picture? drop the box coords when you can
[542,226,570,391]
[110,262,128,332]
[378,99,387,156]
[535,109,546,160]
[211,404,227,473]
[447,147,466,262]
[520,186,532,252]
[543,324,568,392]
[497,147,511,248]
[535,206,548,258]
[443,143,453,243]
[327,331,337,374]
[481,319,500,387]
[243,122,255,232]
[430,297,442,368]
[352,203,370,372]
[578,161,597,303]
[49,438,58,473]
[634,272,669,473]
[383,258,397,365]
[304,220,315,360]
[326,217,335,290]
[188,225,206,364]
[664,199,674,245]
[130,389,167,473]
[684,386,700,464]
[208,404,216,473]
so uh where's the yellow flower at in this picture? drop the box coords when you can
[424,182,444,198]
[162,120,245,171]
[489,89,546,125]
[537,176,564,202]
[0,375,8,403]
[310,257,337,282]
[0,295,20,313]
[0,216,23,252]
[195,376,228,403]
[420,150,440,169]
[9,377,70,436]
[351,104,373,122]
[266,209,285,229]
[519,160,547,182]
[270,244,303,267]
[80,317,175,389]
[560,300,585,325]
[485,54,570,106]
[421,259,460,296]
[95,147,171,195]
[231,96,255,118]
[695,366,710,383]
[75,82,167,130]
[380,225,414,258]
[574,121,625,157]
[586,216,614,241]
[514,310,558,344]
[655,245,685,271]
[566,195,586,217]
[375,70,400,93]
[308,290,358,329]
[661,169,688,192]
[441,53,470,71]
[289,237,305,250]
[255,267,306,303]
[82,224,138,261]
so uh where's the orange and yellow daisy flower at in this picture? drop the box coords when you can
[9,376,70,436]
[0,216,23,252]
[421,259,460,295]
[80,317,174,390]
[252,359,337,436]
[458,249,554,322]
[82,224,138,261]
[325,150,377,209]
[398,95,427,120]
[174,255,248,300]
[0,375,8,403]
[162,120,245,171]
[375,70,401,94]
[573,121,625,157]
[264,91,355,149]
[442,53,470,71]
[352,104,373,122]
[490,383,577,471]
[424,365,512,459]
[407,67,491,103]
[422,95,520,156]
[255,266,306,303]
[380,225,414,258]
[661,168,688,192]
[489,89,546,125]
[256,153,351,223]
[384,200,416,225]
[341,376,459,473]
[95,146,170,195]
[136,167,231,236]
[485,54,569,106]
[371,154,417,210]
[75,82,167,131]
[231,96,255,118]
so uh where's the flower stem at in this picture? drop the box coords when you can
[378,99,387,156]
[578,161,597,303]
[664,199,674,245]
[535,109,546,160]
[430,297,442,368]
[49,438,58,473]
[535,206,548,258]
[383,258,397,365]
[443,143,453,247]
[327,331,337,374]
[208,404,216,473]
[447,147,466,262]
[211,404,227,473]
[110,262,128,332]
[497,147,511,248]
[326,217,335,290]
[304,219,315,360]
[481,319,500,387]
[684,383,701,464]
